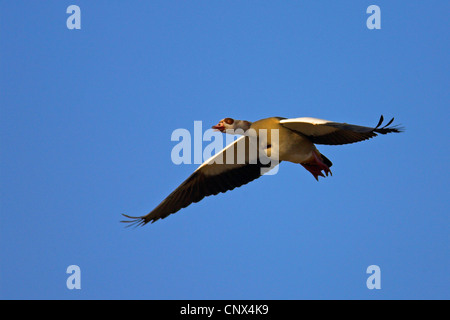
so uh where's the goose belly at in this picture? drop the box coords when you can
[278,135,315,164]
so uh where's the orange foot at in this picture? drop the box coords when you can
[301,151,332,181]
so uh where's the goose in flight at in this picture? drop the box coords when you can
[122,115,402,226]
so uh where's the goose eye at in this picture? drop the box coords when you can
[224,118,234,125]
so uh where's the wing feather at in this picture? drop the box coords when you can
[121,136,276,226]
[280,115,403,145]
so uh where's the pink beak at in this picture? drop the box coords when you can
[212,123,225,132]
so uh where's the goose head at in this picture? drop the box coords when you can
[212,118,252,134]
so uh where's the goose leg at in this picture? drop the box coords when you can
[301,151,332,181]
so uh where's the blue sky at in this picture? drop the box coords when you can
[0,1,448,299]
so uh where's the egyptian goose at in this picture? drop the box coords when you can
[122,115,402,226]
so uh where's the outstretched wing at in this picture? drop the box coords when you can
[280,115,403,145]
[121,136,278,226]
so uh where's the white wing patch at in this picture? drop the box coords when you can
[280,117,338,136]
[195,136,248,173]
[280,117,331,125]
